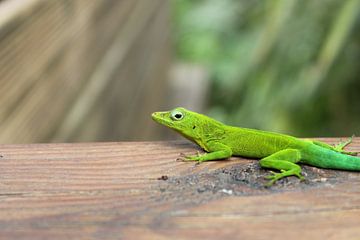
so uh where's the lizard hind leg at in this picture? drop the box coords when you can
[334,135,353,149]
[259,149,304,187]
[311,136,357,156]
[334,135,357,155]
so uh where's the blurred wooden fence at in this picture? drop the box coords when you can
[0,0,171,143]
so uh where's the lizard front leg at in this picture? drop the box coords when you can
[180,141,232,163]
[259,149,304,186]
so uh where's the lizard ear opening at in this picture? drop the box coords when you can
[170,110,184,121]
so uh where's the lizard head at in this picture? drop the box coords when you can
[151,107,203,139]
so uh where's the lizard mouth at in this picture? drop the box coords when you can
[151,112,174,127]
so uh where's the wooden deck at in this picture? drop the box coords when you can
[0,138,359,239]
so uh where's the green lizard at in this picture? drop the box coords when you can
[151,107,359,186]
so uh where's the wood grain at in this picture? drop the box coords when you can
[0,138,359,239]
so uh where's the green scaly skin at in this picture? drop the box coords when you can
[152,107,360,186]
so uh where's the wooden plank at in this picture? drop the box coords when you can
[0,138,359,239]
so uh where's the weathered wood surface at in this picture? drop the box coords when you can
[0,0,170,143]
[0,138,359,239]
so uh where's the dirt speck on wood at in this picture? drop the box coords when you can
[157,175,169,181]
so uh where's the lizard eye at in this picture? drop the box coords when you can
[170,110,184,121]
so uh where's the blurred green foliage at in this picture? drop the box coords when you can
[172,0,360,137]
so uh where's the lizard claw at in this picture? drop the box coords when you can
[265,171,280,180]
[176,153,190,162]
[264,180,276,188]
[176,157,185,162]
[176,153,201,162]
[264,171,284,186]
[264,170,305,186]
[177,153,190,161]
[295,173,305,181]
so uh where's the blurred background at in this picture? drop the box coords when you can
[0,0,359,143]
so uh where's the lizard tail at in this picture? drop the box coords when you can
[303,144,360,171]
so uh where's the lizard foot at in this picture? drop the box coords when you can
[264,170,304,187]
[264,172,284,187]
[176,151,203,163]
[334,135,357,156]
